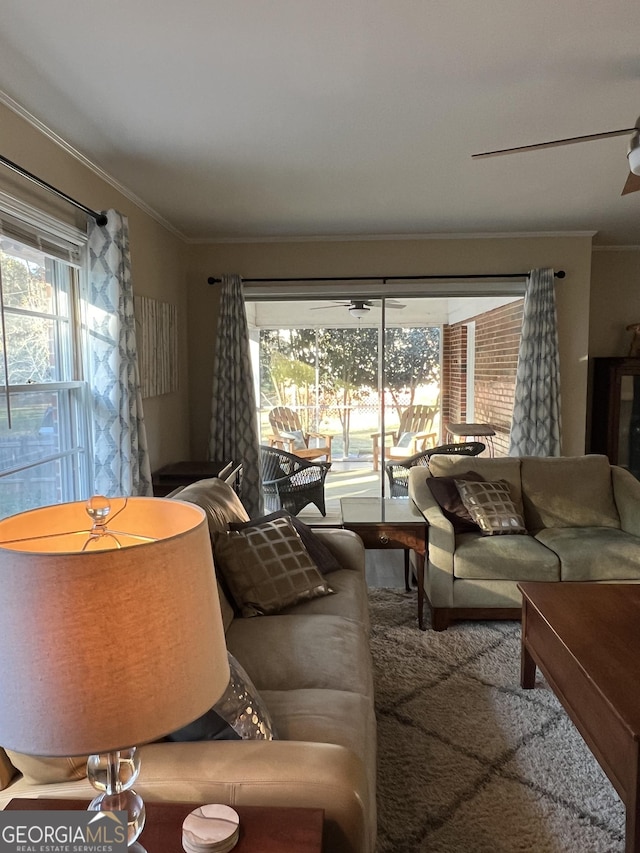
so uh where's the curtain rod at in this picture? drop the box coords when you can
[0,154,108,227]
[207,271,565,285]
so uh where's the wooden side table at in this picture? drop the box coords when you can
[5,798,324,853]
[341,497,428,629]
[446,423,496,456]
[152,459,241,496]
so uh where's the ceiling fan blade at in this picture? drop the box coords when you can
[385,300,406,309]
[472,127,636,160]
[621,171,640,195]
[309,302,350,310]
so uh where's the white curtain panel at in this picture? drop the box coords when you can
[209,273,263,517]
[509,267,562,457]
[87,210,152,496]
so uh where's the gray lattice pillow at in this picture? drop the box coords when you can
[213,516,333,616]
[455,479,527,535]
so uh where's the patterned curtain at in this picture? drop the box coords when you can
[209,274,263,517]
[509,268,562,456]
[86,210,152,496]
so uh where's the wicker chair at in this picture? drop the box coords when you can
[385,441,486,498]
[260,445,332,516]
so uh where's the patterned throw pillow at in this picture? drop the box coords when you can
[230,510,341,575]
[213,516,334,616]
[455,479,527,535]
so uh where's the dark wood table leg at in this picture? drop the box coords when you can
[627,751,640,853]
[416,551,426,630]
[520,599,537,688]
[403,550,411,591]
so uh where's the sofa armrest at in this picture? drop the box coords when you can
[409,468,456,607]
[313,528,366,574]
[0,741,371,853]
[139,740,371,853]
[612,465,640,538]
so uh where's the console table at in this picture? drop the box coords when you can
[4,798,324,853]
[340,497,427,629]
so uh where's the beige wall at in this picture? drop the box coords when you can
[0,102,190,471]
[189,235,593,457]
[589,249,640,357]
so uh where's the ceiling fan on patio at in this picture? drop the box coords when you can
[472,115,640,195]
[311,299,406,318]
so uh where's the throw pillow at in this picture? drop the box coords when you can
[426,471,485,533]
[229,510,341,575]
[455,479,527,535]
[396,431,415,448]
[212,516,334,617]
[168,653,276,741]
[280,429,306,450]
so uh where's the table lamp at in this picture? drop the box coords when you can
[0,496,231,847]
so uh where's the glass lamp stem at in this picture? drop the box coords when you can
[87,748,146,846]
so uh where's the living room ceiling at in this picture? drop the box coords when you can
[1,1,639,245]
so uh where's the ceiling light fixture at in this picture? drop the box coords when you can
[628,131,640,176]
[349,303,370,319]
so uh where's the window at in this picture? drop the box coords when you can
[0,197,91,518]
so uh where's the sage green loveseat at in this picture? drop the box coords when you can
[409,454,640,630]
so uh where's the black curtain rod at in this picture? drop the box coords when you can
[0,154,108,227]
[208,271,565,285]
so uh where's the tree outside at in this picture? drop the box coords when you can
[259,325,440,459]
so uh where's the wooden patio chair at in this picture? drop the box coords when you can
[371,403,439,470]
[267,406,332,462]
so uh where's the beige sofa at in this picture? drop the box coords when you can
[0,478,376,853]
[409,454,640,631]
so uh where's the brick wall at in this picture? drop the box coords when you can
[445,299,524,456]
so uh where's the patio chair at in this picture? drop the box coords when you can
[385,441,486,497]
[267,406,332,462]
[260,445,332,516]
[371,403,439,471]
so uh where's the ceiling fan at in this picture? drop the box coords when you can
[472,116,640,195]
[311,299,406,318]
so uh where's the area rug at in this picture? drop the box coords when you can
[369,588,625,853]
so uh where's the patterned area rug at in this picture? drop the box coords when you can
[369,588,625,853]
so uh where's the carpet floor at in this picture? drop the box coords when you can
[369,588,625,853]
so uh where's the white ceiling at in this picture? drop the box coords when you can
[1,1,640,244]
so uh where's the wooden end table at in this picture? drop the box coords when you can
[340,497,428,629]
[4,798,323,853]
[519,582,640,853]
[152,460,240,496]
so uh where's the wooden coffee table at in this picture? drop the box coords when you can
[4,798,323,853]
[519,582,640,853]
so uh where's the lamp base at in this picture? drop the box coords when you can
[87,748,145,846]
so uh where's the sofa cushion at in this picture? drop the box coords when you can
[453,532,560,581]
[429,456,524,518]
[535,527,640,581]
[230,510,341,575]
[521,455,620,530]
[455,479,527,535]
[278,568,369,627]
[226,614,373,696]
[213,516,334,617]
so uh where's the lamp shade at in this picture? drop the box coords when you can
[0,497,230,756]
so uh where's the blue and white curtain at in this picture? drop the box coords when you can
[86,210,152,496]
[509,267,562,457]
[209,274,262,517]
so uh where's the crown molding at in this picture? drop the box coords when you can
[0,90,187,242]
[592,244,640,252]
[190,229,597,245]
